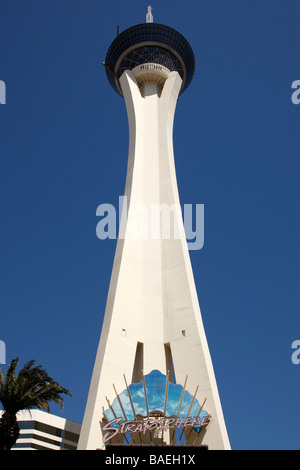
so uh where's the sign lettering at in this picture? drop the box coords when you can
[102,415,210,443]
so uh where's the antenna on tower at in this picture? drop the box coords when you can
[146,5,153,23]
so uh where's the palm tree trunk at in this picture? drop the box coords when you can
[0,412,20,451]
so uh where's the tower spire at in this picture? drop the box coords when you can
[146,5,153,23]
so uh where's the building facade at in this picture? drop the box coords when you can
[0,410,81,451]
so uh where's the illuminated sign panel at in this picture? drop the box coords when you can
[102,370,210,445]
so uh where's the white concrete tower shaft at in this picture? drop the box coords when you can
[78,67,230,450]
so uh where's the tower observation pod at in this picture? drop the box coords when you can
[78,8,231,451]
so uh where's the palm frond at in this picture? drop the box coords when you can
[0,358,71,415]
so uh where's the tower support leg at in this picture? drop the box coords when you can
[78,71,230,450]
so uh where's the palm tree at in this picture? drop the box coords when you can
[0,358,72,450]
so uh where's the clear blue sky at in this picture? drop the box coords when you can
[0,0,299,450]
